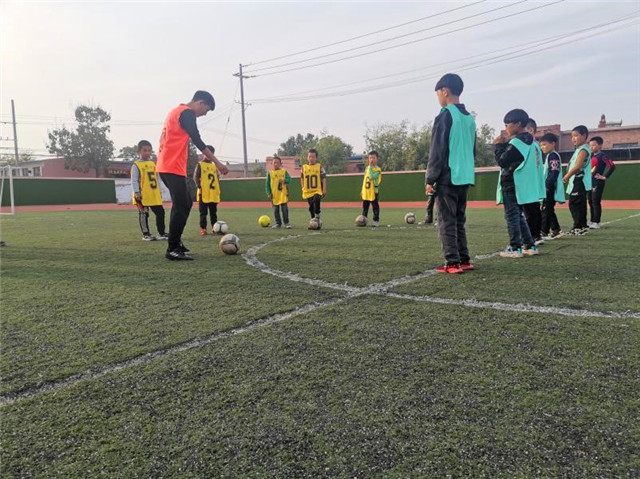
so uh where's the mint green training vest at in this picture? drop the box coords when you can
[445,104,476,186]
[544,151,565,203]
[496,138,545,205]
[566,144,592,194]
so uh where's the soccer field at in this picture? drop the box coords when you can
[1,207,639,477]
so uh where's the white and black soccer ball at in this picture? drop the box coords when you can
[308,218,322,230]
[219,234,240,255]
[404,212,416,224]
[213,221,229,235]
[355,215,367,227]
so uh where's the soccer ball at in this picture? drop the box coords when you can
[405,212,416,224]
[308,218,322,230]
[219,234,240,255]
[258,215,271,227]
[212,221,228,235]
[355,215,367,227]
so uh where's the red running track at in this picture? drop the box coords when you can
[2,200,639,213]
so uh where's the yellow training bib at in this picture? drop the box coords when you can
[302,163,323,199]
[197,161,221,203]
[132,160,163,206]
[361,166,382,202]
[269,169,289,205]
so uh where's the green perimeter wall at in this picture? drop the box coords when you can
[2,164,639,206]
[221,163,640,202]
[1,178,116,206]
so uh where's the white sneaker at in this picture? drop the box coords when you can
[534,238,545,246]
[372,221,379,228]
[499,247,523,258]
[589,222,601,229]
[285,224,292,229]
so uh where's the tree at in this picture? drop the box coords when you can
[0,151,34,164]
[475,123,496,167]
[366,118,495,171]
[277,133,317,157]
[117,145,158,162]
[365,121,431,171]
[315,135,353,174]
[253,164,267,177]
[276,131,353,173]
[47,105,114,178]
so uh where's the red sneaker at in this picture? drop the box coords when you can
[436,263,464,274]
[200,228,207,236]
[460,261,474,271]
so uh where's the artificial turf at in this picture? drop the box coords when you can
[1,206,639,476]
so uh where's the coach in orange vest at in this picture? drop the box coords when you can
[157,90,229,260]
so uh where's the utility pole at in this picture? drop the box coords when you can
[233,64,250,178]
[11,100,19,166]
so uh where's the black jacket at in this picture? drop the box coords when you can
[425,104,476,186]
[494,132,533,191]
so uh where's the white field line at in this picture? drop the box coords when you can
[383,292,640,319]
[2,213,638,406]
[244,214,640,320]
[600,212,640,224]
[0,296,349,407]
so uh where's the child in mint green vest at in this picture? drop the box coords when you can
[494,109,539,258]
[562,125,592,234]
[425,73,476,274]
[522,118,545,243]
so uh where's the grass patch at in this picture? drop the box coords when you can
[1,205,639,476]
[2,296,639,477]
[0,209,340,395]
[391,209,640,313]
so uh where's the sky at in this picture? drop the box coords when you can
[1,0,639,165]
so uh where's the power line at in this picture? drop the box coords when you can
[245,0,565,78]
[200,124,279,147]
[250,10,640,104]
[245,0,524,74]
[245,0,487,67]
[249,14,639,104]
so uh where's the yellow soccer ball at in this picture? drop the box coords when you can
[258,215,271,227]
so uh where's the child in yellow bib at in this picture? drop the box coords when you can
[194,145,221,235]
[361,151,382,227]
[300,148,326,223]
[131,140,166,241]
[266,155,291,229]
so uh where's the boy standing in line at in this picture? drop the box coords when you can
[301,148,326,227]
[538,133,564,239]
[361,150,382,227]
[131,140,167,241]
[193,145,221,235]
[266,155,292,229]
[588,136,616,229]
[494,109,539,258]
[522,118,545,244]
[425,73,476,274]
[562,125,592,235]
